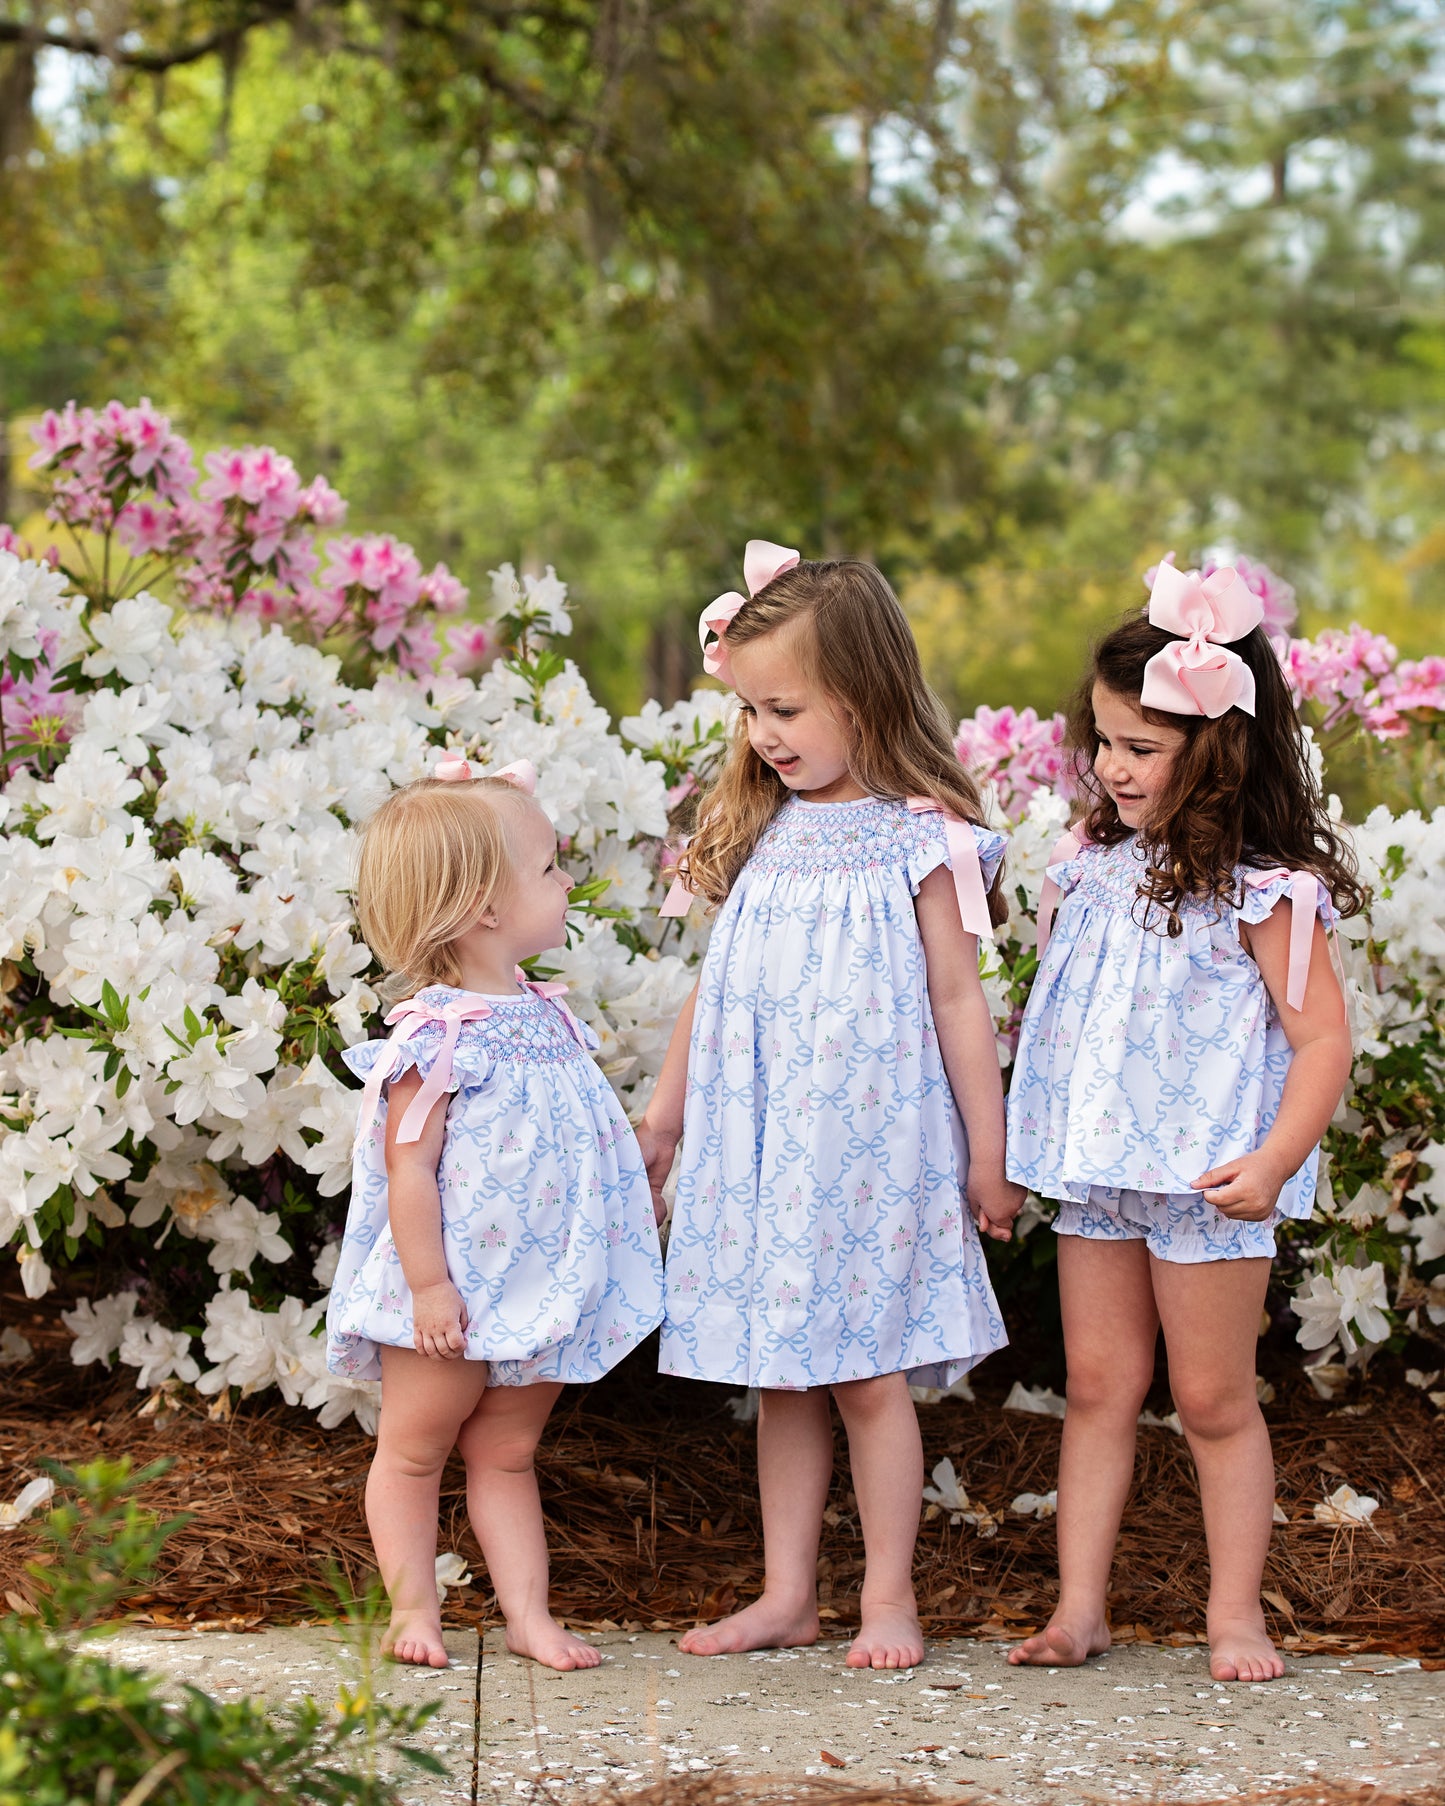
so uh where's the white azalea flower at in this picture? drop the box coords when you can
[166,1030,263,1125]
[197,1197,292,1276]
[33,751,143,840]
[17,1244,52,1299]
[60,1285,139,1365]
[73,683,174,766]
[82,592,175,684]
[118,1318,200,1389]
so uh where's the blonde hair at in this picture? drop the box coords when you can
[354,777,533,998]
[680,559,1005,923]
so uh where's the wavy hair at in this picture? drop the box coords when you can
[1068,612,1365,932]
[354,777,533,999]
[679,558,1006,924]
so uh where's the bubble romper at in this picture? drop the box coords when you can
[659,795,1010,1391]
[327,984,665,1385]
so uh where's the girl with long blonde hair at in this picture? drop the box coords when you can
[637,543,1024,1670]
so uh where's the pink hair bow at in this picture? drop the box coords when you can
[1139,558,1264,719]
[699,539,800,686]
[433,753,538,794]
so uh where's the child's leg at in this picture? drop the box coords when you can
[679,1387,831,1656]
[453,1379,596,1671]
[1010,1235,1159,1666]
[832,1371,926,1669]
[1152,1254,1283,1683]
[368,1347,490,1666]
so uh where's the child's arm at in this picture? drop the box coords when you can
[636,981,699,1225]
[383,1069,468,1358]
[915,866,1026,1241]
[1193,910,1352,1222]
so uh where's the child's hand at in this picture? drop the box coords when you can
[1193,1152,1286,1222]
[412,1281,468,1359]
[967,1175,1027,1243]
[634,1120,678,1228]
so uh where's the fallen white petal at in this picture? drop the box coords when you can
[434,1550,473,1602]
[1010,1491,1058,1519]
[1272,1502,1289,1524]
[1002,1382,1066,1418]
[1137,1409,1184,1435]
[0,1327,33,1366]
[0,1475,54,1529]
[1312,1484,1379,1527]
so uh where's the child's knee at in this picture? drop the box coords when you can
[1064,1355,1152,1418]
[1170,1376,1258,1441]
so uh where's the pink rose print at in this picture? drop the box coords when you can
[606,1319,631,1347]
[939,1206,961,1236]
[674,1268,701,1296]
[502,1130,521,1152]
[853,1180,875,1208]
[889,1227,913,1254]
[863,993,882,1018]
[606,1220,623,1246]
[847,1274,869,1302]
[785,1186,802,1213]
[481,1222,507,1249]
[1139,1161,1164,1187]
[819,1231,836,1255]
[1093,1110,1120,1138]
[893,1038,914,1063]
[774,1280,801,1307]
[819,1033,844,1062]
[861,1085,880,1109]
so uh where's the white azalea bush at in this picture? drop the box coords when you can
[0,530,692,1430]
[0,400,1441,1416]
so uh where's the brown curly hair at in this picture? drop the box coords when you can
[678,557,1006,924]
[1068,611,1365,933]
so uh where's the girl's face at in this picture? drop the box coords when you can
[729,631,864,803]
[487,799,573,956]
[1091,683,1187,829]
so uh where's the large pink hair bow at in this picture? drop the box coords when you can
[699,539,800,687]
[1139,559,1264,719]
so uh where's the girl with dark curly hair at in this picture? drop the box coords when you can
[1006,559,1361,1685]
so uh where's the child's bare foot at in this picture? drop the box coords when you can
[1208,1616,1283,1683]
[679,1594,820,1657]
[1007,1614,1111,1667]
[385,1612,450,1668]
[846,1601,924,1670]
[505,1611,602,1671]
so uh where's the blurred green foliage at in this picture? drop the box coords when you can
[1,0,1442,718]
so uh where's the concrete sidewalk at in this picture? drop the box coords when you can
[107,1625,1444,1801]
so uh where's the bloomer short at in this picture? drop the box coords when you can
[1053,1187,1281,1263]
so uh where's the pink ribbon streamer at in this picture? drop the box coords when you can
[658,836,694,918]
[355,994,496,1148]
[907,798,994,940]
[698,538,800,687]
[1139,559,1265,719]
[1244,868,1337,1012]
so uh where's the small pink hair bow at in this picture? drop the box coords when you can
[699,539,800,686]
[433,753,538,794]
[1139,558,1265,719]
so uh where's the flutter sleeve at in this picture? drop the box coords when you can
[1237,867,1339,1012]
[341,1020,495,1094]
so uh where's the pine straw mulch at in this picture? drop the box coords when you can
[1,1297,1443,1656]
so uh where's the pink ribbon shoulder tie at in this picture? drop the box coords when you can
[519,972,592,1049]
[658,836,695,919]
[907,798,994,941]
[1243,868,1338,1012]
[1035,827,1087,961]
[354,994,495,1148]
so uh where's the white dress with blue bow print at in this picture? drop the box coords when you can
[1007,835,1336,1220]
[327,985,665,1385]
[659,796,1010,1391]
